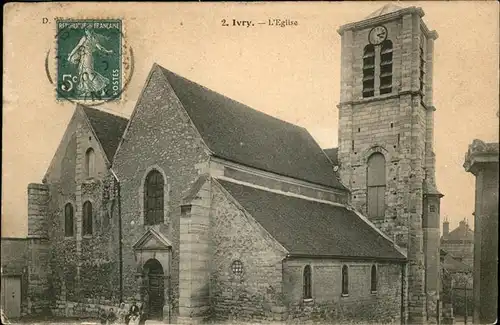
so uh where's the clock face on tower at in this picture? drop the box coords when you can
[368,26,388,45]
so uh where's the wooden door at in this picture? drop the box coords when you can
[2,276,21,319]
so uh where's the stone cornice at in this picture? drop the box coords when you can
[338,7,423,35]
[210,156,347,196]
[338,6,438,40]
[463,139,499,175]
[337,90,435,109]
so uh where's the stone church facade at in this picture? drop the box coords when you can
[15,4,445,325]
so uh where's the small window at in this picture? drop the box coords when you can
[64,203,74,237]
[342,265,349,295]
[231,260,243,275]
[429,205,436,213]
[379,40,393,95]
[303,265,312,299]
[362,45,375,98]
[371,265,377,293]
[85,148,95,178]
[82,201,93,236]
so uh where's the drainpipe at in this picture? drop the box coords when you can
[110,169,123,303]
[401,262,406,325]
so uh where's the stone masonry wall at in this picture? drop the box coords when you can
[112,65,209,321]
[283,259,403,324]
[210,183,287,323]
[26,183,51,316]
[338,11,435,324]
[41,107,120,318]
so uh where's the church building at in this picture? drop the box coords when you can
[17,4,444,325]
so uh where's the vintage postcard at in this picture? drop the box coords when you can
[2,2,498,325]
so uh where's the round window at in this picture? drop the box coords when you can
[231,260,243,275]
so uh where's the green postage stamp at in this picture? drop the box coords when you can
[56,19,122,101]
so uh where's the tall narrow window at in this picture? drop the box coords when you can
[85,148,95,178]
[82,201,93,236]
[419,39,426,102]
[342,265,349,295]
[380,40,393,95]
[144,170,164,225]
[303,265,312,299]
[367,153,386,218]
[362,45,375,98]
[371,265,377,293]
[64,203,74,237]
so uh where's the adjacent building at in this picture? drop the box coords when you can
[441,219,474,267]
[463,139,499,324]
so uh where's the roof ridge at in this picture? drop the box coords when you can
[157,64,306,130]
[79,104,129,121]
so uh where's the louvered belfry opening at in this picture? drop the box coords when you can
[363,45,375,98]
[379,40,393,95]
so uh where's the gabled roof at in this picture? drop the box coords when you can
[218,179,405,261]
[158,65,345,190]
[80,105,129,162]
[445,221,474,241]
[133,228,172,251]
[365,4,403,19]
[323,147,339,166]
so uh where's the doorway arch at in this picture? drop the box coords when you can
[143,258,164,320]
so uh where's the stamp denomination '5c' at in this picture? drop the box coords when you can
[56,19,122,101]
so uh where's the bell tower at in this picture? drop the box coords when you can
[337,5,442,324]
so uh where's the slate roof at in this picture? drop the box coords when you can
[441,250,471,273]
[323,147,339,166]
[218,179,405,261]
[81,105,129,162]
[158,66,345,190]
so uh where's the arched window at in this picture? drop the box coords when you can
[342,265,349,295]
[362,45,375,98]
[367,153,386,218]
[85,148,95,178]
[82,201,93,236]
[64,203,74,237]
[380,40,393,95]
[371,265,377,293]
[303,265,312,299]
[144,169,164,225]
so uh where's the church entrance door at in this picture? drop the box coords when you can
[144,259,164,320]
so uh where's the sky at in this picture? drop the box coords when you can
[2,1,499,237]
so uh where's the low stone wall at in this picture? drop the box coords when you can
[50,299,125,319]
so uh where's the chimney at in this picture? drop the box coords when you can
[443,219,450,239]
